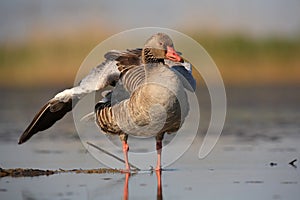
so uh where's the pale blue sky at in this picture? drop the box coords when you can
[0,0,299,43]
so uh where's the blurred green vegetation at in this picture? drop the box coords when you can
[194,34,300,85]
[0,32,299,88]
[0,36,98,87]
[198,35,300,61]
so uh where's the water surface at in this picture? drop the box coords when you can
[0,86,299,199]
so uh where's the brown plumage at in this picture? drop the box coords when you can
[95,33,189,171]
[18,33,195,171]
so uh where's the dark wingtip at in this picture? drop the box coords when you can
[18,132,29,145]
[18,138,25,145]
[17,98,74,146]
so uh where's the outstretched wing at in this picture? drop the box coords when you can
[18,49,135,144]
[18,48,144,144]
[18,98,74,144]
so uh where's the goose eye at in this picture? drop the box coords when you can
[159,42,163,46]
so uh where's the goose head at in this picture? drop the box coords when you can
[142,33,183,64]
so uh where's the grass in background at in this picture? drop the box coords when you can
[0,35,100,88]
[0,31,299,88]
[194,34,300,86]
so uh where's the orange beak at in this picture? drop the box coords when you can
[166,46,183,62]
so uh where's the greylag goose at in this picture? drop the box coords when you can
[18,33,196,171]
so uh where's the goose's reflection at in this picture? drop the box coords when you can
[123,173,130,200]
[156,170,163,200]
[123,170,163,200]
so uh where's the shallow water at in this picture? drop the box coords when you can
[0,86,299,199]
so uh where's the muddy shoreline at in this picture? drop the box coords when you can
[0,168,121,178]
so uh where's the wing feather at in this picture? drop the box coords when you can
[18,97,74,144]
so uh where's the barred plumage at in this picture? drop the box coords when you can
[96,106,121,135]
[95,34,189,140]
[121,66,145,93]
[19,33,196,171]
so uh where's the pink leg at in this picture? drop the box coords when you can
[120,134,130,172]
[155,140,162,171]
[122,141,130,172]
